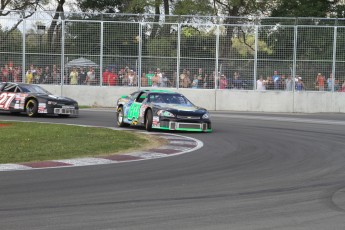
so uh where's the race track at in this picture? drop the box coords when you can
[1,109,345,230]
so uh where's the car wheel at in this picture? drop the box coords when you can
[26,99,38,117]
[145,109,153,131]
[117,106,129,127]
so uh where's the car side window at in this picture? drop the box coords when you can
[3,83,16,92]
[130,91,140,101]
[136,92,147,103]
[0,83,5,91]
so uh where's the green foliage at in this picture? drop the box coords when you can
[144,37,177,57]
[173,0,214,16]
[271,0,338,18]
[77,0,147,13]
[232,35,273,57]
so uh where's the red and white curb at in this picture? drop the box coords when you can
[0,132,203,171]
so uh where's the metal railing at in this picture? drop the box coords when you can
[1,10,345,92]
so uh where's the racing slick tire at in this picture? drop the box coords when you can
[145,109,153,131]
[117,106,130,127]
[26,99,38,117]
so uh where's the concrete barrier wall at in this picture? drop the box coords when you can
[41,85,345,113]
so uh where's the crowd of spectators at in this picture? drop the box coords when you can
[2,62,345,92]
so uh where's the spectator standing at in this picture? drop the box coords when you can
[327,73,333,91]
[197,68,204,88]
[315,73,325,91]
[272,70,280,90]
[108,68,117,86]
[156,68,163,86]
[179,69,187,88]
[160,73,169,87]
[219,74,228,89]
[70,67,78,85]
[35,67,43,84]
[1,65,9,82]
[266,76,274,90]
[52,70,60,84]
[12,66,20,82]
[256,75,266,91]
[295,77,305,91]
[42,66,51,84]
[141,73,148,87]
[79,67,86,85]
[26,70,33,84]
[340,81,345,92]
[145,70,154,86]
[232,72,242,89]
[86,67,95,85]
[151,72,160,87]
[285,75,293,91]
[128,70,136,86]
[192,74,199,89]
[102,68,111,86]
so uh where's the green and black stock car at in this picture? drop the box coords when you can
[116,89,212,132]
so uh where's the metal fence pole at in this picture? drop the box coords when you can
[100,21,104,86]
[61,18,65,95]
[215,25,220,90]
[254,25,258,90]
[138,22,143,89]
[332,26,337,92]
[22,12,26,83]
[177,23,181,89]
[293,26,298,92]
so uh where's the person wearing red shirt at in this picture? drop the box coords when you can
[315,73,326,91]
[108,68,117,86]
[102,68,111,86]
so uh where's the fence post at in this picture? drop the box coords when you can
[61,16,65,95]
[215,24,220,90]
[100,21,104,86]
[254,25,258,90]
[177,23,181,89]
[332,26,337,92]
[138,22,143,89]
[22,11,26,83]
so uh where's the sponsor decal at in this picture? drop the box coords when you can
[152,116,160,127]
[0,92,16,110]
[38,103,47,113]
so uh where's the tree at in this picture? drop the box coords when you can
[270,0,340,18]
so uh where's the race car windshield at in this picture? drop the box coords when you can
[150,94,193,105]
[21,85,51,94]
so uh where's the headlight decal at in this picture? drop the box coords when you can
[157,110,175,117]
[202,113,210,119]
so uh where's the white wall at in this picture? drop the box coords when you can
[41,85,345,113]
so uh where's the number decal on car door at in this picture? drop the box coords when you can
[127,102,141,121]
[0,92,16,110]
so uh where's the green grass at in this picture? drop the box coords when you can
[0,121,154,164]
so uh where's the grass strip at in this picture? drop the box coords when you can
[0,121,160,164]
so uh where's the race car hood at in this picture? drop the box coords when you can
[33,93,77,103]
[155,103,207,115]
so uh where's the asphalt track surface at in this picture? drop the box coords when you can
[1,109,345,230]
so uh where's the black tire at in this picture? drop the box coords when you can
[117,106,130,127]
[26,99,38,117]
[145,109,153,131]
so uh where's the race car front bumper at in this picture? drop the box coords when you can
[155,120,212,132]
[54,108,79,115]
